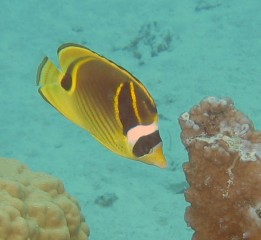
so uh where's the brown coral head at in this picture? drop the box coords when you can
[179,97,261,240]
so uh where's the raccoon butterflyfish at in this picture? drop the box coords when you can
[37,43,167,168]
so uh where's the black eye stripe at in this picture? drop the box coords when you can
[132,130,162,157]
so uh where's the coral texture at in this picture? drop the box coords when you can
[0,157,89,240]
[179,97,261,240]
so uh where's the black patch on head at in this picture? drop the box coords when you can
[132,130,162,157]
[61,73,72,91]
[118,82,139,134]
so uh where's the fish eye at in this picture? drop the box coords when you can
[142,144,152,155]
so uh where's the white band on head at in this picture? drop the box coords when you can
[127,123,158,145]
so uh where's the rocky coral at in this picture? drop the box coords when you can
[179,97,261,240]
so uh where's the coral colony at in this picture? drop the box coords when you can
[179,97,261,240]
[0,158,89,239]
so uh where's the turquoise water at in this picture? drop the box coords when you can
[1,0,261,239]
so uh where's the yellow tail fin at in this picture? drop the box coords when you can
[36,56,86,129]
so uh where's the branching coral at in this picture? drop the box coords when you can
[179,97,261,240]
[0,157,89,240]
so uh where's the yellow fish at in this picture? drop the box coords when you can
[37,43,167,168]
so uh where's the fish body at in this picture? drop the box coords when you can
[37,43,167,168]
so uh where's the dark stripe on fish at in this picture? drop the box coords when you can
[132,85,157,125]
[118,82,139,135]
[61,73,72,91]
[132,130,162,157]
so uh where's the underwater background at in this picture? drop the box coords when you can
[0,0,260,239]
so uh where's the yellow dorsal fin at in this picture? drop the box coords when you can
[58,43,98,71]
